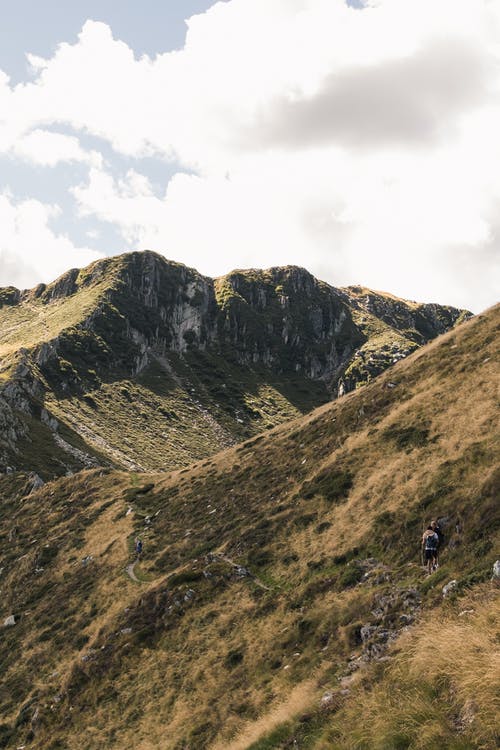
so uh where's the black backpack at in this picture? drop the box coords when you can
[425,531,439,550]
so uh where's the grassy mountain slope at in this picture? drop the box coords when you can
[0,304,497,750]
[0,251,469,477]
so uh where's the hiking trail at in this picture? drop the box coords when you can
[125,561,141,582]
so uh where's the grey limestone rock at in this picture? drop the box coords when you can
[442,580,458,597]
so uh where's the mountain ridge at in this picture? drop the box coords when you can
[0,250,470,476]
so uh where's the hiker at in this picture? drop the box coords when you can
[422,525,439,574]
[431,519,443,569]
[135,538,143,560]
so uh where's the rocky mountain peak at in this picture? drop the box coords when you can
[0,250,471,476]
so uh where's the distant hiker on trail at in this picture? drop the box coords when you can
[431,519,443,569]
[135,538,143,560]
[422,525,439,574]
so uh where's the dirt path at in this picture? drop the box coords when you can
[216,554,272,591]
[126,561,141,582]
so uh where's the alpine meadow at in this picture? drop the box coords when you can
[0,254,498,749]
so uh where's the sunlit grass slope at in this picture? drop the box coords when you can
[0,305,497,750]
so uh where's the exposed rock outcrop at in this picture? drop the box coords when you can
[0,251,471,475]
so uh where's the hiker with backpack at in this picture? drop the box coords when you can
[135,538,143,560]
[422,524,439,574]
[431,519,443,569]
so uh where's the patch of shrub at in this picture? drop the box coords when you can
[225,648,244,668]
[168,569,203,586]
[382,423,430,451]
[37,545,59,567]
[338,563,363,589]
[247,549,272,568]
[301,467,353,503]
[345,621,363,648]
[315,521,332,534]
[293,512,317,528]
[0,724,13,749]
[333,547,359,565]
[74,634,90,650]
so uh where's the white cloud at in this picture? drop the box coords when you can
[0,193,102,288]
[1,0,500,310]
[12,129,102,167]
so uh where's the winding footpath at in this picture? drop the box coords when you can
[125,561,141,582]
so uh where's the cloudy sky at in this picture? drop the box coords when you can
[0,0,499,312]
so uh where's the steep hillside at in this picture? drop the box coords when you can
[0,251,469,476]
[0,304,497,750]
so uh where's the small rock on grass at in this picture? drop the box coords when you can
[442,580,458,597]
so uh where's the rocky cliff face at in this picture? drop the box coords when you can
[0,251,470,475]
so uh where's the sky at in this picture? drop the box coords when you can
[0,0,499,312]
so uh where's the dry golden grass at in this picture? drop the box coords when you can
[0,306,498,750]
[322,589,500,750]
[219,679,317,750]
[0,282,108,357]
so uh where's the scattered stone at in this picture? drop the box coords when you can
[399,614,414,626]
[120,627,132,634]
[320,691,334,708]
[492,560,500,580]
[184,589,195,602]
[320,690,345,712]
[235,566,249,578]
[28,472,44,493]
[442,580,458,597]
[360,588,421,662]
[458,609,475,617]
[81,555,93,566]
[360,625,377,643]
[345,658,361,673]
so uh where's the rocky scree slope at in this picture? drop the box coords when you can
[0,304,497,750]
[0,251,469,476]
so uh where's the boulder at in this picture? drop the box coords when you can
[28,472,44,492]
[492,560,500,580]
[442,580,458,597]
[3,614,17,627]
